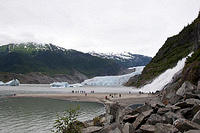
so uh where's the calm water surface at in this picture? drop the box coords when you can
[0,84,137,133]
[0,97,105,133]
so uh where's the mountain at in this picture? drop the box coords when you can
[127,12,200,87]
[89,52,152,68]
[0,42,126,83]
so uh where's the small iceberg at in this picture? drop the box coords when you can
[5,79,20,86]
[50,82,69,88]
[0,79,20,86]
[0,81,4,86]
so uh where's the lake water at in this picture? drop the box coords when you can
[0,97,105,133]
[0,84,119,133]
[0,84,138,133]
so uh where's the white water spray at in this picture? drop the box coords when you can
[139,53,192,93]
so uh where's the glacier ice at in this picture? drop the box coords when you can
[4,79,20,86]
[68,83,83,87]
[81,66,144,86]
[0,81,4,86]
[50,82,69,88]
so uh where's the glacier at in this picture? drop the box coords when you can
[139,54,191,93]
[81,66,144,86]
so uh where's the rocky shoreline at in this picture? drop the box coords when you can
[82,80,200,133]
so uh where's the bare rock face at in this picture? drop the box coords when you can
[173,118,200,132]
[122,123,135,133]
[176,81,196,97]
[155,123,179,133]
[132,109,153,129]
[192,110,200,125]
[140,124,155,133]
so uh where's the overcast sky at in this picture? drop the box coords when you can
[0,0,200,56]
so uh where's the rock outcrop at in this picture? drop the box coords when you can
[83,81,200,133]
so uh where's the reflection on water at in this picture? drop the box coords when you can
[0,97,105,133]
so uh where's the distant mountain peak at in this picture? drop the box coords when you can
[88,51,152,67]
[2,42,68,53]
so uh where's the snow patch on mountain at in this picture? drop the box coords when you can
[8,42,67,52]
[89,52,136,60]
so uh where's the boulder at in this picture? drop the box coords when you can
[177,108,191,115]
[129,104,152,115]
[132,109,153,129]
[105,115,113,124]
[185,130,200,133]
[146,99,165,108]
[186,98,200,105]
[122,123,135,133]
[140,124,155,133]
[99,123,122,133]
[174,101,193,108]
[157,107,170,115]
[166,105,181,112]
[146,114,169,125]
[184,93,200,100]
[192,110,200,125]
[176,81,196,97]
[164,112,183,124]
[155,123,179,133]
[82,126,103,133]
[109,127,121,133]
[123,114,139,123]
[105,101,125,124]
[161,81,182,104]
[183,104,200,120]
[173,118,200,132]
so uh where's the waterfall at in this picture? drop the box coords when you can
[139,53,192,93]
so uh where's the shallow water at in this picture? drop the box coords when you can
[0,97,105,133]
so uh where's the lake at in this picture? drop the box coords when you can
[0,97,105,133]
[0,84,138,133]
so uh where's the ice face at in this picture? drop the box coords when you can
[81,66,144,87]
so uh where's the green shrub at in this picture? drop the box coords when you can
[93,116,103,126]
[52,106,83,133]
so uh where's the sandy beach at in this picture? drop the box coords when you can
[15,93,156,106]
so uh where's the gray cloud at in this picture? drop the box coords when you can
[0,0,200,56]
